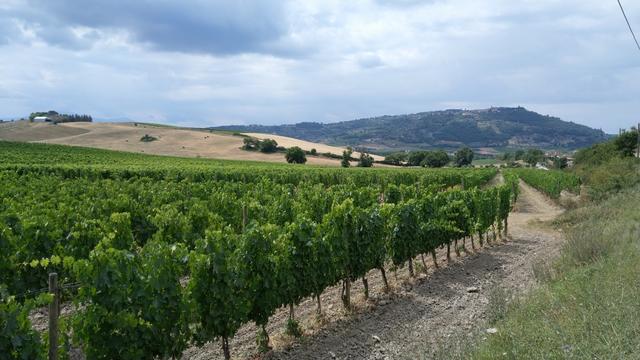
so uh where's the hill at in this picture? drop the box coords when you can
[0,121,381,167]
[215,107,609,153]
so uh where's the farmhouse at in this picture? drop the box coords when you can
[33,116,53,123]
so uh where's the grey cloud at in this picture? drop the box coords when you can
[0,0,638,134]
[20,0,290,55]
[0,17,22,45]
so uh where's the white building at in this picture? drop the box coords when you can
[535,163,549,171]
[33,116,52,123]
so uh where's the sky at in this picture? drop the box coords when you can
[0,0,639,133]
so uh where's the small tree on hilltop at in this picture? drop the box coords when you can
[384,152,407,165]
[242,137,259,150]
[341,149,353,168]
[408,151,428,166]
[258,139,278,153]
[421,150,450,168]
[454,147,474,167]
[357,152,374,167]
[285,147,307,164]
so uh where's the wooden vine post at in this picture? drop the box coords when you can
[49,273,59,360]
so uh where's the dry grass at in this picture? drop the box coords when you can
[0,121,357,166]
[0,121,89,141]
[244,132,384,161]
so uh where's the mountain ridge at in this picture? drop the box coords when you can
[215,107,609,153]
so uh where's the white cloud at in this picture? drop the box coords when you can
[0,0,638,132]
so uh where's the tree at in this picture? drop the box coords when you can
[421,150,450,168]
[309,148,317,156]
[454,147,474,167]
[613,130,637,157]
[341,149,352,168]
[523,148,544,166]
[28,111,92,123]
[552,157,568,169]
[357,152,374,167]
[499,152,514,161]
[242,137,259,151]
[407,151,428,166]
[258,139,278,153]
[383,152,407,165]
[285,147,307,164]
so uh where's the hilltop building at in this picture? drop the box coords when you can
[32,116,53,123]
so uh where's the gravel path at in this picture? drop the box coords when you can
[184,179,566,360]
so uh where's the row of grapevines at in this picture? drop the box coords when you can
[1,176,514,359]
[0,166,495,297]
[504,168,580,199]
[62,185,515,359]
[0,141,496,188]
[0,142,503,359]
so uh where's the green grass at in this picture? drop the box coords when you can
[466,188,640,359]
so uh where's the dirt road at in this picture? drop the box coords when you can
[183,179,565,360]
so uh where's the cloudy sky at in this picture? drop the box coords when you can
[0,0,638,133]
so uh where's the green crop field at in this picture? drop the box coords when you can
[0,141,577,359]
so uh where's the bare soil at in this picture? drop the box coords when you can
[183,179,565,360]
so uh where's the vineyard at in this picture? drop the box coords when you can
[0,142,580,359]
[504,168,581,199]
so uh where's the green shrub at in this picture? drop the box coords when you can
[357,152,374,167]
[258,139,278,153]
[578,158,640,200]
[285,147,307,164]
[139,134,157,142]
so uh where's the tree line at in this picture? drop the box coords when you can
[383,147,475,167]
[29,111,93,123]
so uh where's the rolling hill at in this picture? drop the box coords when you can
[215,107,609,153]
[0,121,381,166]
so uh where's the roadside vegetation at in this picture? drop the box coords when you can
[573,129,640,200]
[467,187,640,359]
[445,128,640,359]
